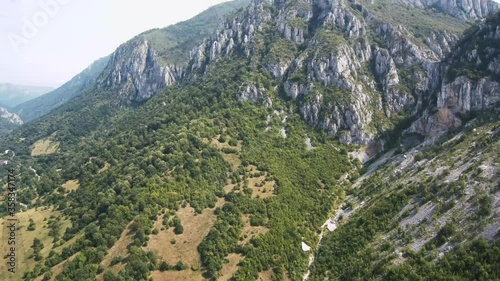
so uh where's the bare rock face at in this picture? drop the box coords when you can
[409,76,500,136]
[397,0,499,19]
[322,1,366,38]
[424,30,460,58]
[98,37,183,105]
[184,0,495,146]
[238,83,273,107]
[439,77,500,114]
[189,0,274,76]
[374,48,400,92]
[0,107,23,125]
[276,1,312,43]
[94,0,498,148]
[284,80,312,99]
[408,13,500,138]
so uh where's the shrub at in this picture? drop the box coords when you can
[159,261,170,272]
[174,224,184,235]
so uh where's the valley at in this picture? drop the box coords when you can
[0,0,499,280]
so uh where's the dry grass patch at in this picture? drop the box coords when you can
[204,135,243,170]
[222,153,242,170]
[248,175,276,200]
[0,207,71,280]
[151,270,204,281]
[240,215,270,245]
[54,231,83,255]
[245,165,259,174]
[143,204,218,273]
[31,138,60,156]
[219,253,244,281]
[252,182,276,199]
[62,180,79,192]
[99,162,111,173]
[258,268,274,280]
[215,197,226,208]
[224,182,237,194]
[207,135,242,151]
[96,221,135,280]
[33,253,79,281]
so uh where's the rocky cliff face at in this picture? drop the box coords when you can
[179,0,398,144]
[0,107,23,125]
[98,37,183,105]
[98,0,499,147]
[399,0,499,19]
[189,0,274,75]
[408,12,500,138]
[95,0,251,105]
[185,0,497,147]
[238,83,273,107]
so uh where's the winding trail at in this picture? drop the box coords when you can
[302,205,343,281]
[29,166,41,180]
[303,167,374,280]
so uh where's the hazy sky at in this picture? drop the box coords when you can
[0,0,231,88]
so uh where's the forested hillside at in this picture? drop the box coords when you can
[0,0,498,281]
[13,57,110,123]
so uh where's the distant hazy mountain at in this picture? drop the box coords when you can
[13,56,110,123]
[0,1,499,280]
[0,83,54,108]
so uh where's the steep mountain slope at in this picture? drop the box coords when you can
[0,1,498,281]
[12,0,250,123]
[182,0,496,153]
[0,107,23,135]
[13,56,110,123]
[309,114,499,280]
[408,11,500,138]
[308,11,500,280]
[0,83,53,108]
[96,0,251,105]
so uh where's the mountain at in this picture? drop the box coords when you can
[0,83,53,108]
[96,0,251,105]
[13,56,110,123]
[12,0,251,122]
[0,1,499,281]
[408,11,500,138]
[92,0,500,150]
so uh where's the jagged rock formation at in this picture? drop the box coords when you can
[93,0,499,147]
[0,107,23,135]
[1,2,499,281]
[183,0,497,147]
[189,0,273,75]
[408,12,500,138]
[398,0,499,19]
[0,107,23,125]
[98,37,184,105]
[96,0,251,105]
[238,83,273,107]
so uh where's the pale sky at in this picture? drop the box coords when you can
[0,0,231,88]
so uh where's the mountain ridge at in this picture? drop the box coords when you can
[13,56,110,123]
[0,83,54,109]
[0,1,498,280]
